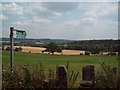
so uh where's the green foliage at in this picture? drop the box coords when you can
[2,45,5,50]
[2,63,79,89]
[64,40,119,54]
[5,46,22,52]
[94,63,119,88]
[41,50,44,53]
[6,46,10,51]
[46,42,62,55]
[14,47,22,52]
[2,64,46,88]
[66,61,79,88]
[85,51,90,55]
[108,52,117,55]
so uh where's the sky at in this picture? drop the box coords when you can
[1,1,119,40]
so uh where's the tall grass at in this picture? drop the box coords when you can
[2,62,119,89]
[94,63,119,88]
[2,62,79,89]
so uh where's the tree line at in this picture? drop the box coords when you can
[62,40,119,54]
[2,39,119,55]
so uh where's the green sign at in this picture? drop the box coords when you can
[16,31,27,38]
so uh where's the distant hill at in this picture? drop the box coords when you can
[1,37,119,54]
[1,37,74,44]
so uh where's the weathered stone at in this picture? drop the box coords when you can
[44,80,49,88]
[57,65,68,89]
[49,79,58,87]
[80,65,95,88]
[82,65,94,81]
[80,80,93,87]
[113,67,117,74]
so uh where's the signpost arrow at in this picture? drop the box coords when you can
[16,30,27,38]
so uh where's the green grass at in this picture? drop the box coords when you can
[2,50,118,88]
[2,50,118,72]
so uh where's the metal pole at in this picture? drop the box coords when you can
[10,27,14,79]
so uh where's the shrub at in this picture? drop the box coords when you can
[94,63,119,88]
[108,52,117,55]
[41,50,44,53]
[80,53,83,55]
[85,51,90,55]
[2,45,5,50]
[14,47,22,52]
[6,46,10,51]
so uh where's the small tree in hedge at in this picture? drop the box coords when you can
[6,46,10,51]
[14,47,22,52]
[46,42,62,55]
[85,51,90,55]
[108,52,116,55]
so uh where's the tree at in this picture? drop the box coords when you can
[85,51,90,55]
[6,46,10,51]
[2,45,4,50]
[14,47,22,52]
[46,42,62,55]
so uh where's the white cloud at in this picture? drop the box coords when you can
[12,18,30,26]
[84,3,118,18]
[0,14,8,20]
[32,16,52,24]
[53,12,62,17]
[12,16,52,27]
[0,3,2,11]
[2,2,24,15]
[25,2,47,14]
[2,2,118,40]
[64,20,80,26]
[42,2,79,13]
[1,0,120,2]
[24,2,63,20]
[64,17,96,26]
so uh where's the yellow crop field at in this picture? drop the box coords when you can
[14,46,85,55]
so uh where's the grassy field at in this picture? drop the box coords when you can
[2,50,118,87]
[2,50,118,72]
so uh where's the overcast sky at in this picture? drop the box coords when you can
[1,1,118,40]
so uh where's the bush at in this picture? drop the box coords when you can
[14,47,22,52]
[85,51,90,55]
[6,46,10,51]
[80,53,83,55]
[2,45,5,50]
[94,63,119,88]
[108,52,117,55]
[41,50,44,53]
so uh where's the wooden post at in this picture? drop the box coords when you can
[10,27,14,79]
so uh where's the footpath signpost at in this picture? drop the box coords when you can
[10,27,27,79]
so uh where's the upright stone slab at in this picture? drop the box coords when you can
[113,67,117,75]
[80,65,95,88]
[82,65,94,81]
[57,65,68,89]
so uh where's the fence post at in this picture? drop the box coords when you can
[57,65,68,89]
[113,67,117,75]
[80,65,95,88]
